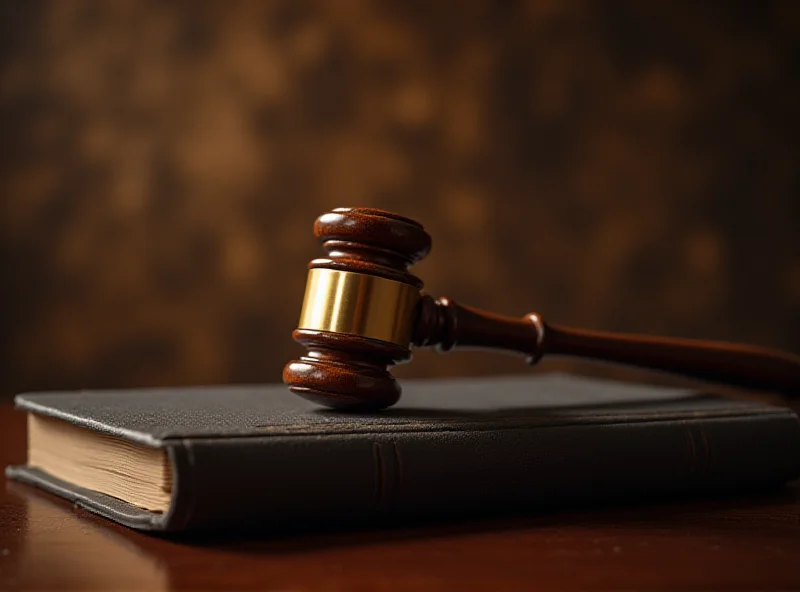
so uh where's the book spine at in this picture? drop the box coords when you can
[165,413,800,531]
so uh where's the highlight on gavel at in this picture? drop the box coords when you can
[283,207,800,410]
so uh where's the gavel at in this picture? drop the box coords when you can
[283,207,800,410]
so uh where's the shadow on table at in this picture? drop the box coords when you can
[174,480,800,552]
[6,477,799,590]
[11,476,798,554]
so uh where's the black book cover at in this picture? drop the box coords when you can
[7,373,800,532]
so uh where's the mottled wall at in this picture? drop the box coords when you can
[2,0,799,397]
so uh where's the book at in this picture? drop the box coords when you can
[6,373,800,532]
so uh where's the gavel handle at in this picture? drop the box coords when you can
[412,295,800,395]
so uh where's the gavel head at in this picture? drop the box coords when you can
[282,207,432,410]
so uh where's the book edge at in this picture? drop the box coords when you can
[13,392,793,444]
[5,413,800,532]
[5,465,170,530]
[14,396,163,447]
[8,409,800,533]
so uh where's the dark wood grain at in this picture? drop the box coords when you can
[284,208,433,409]
[544,323,800,395]
[311,207,432,287]
[1,400,799,591]
[285,208,800,410]
[283,329,407,409]
[414,295,800,394]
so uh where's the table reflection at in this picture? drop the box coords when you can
[6,484,167,590]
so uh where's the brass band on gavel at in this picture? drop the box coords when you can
[297,268,420,347]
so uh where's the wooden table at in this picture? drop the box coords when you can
[1,400,799,591]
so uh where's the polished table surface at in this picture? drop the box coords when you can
[1,399,799,591]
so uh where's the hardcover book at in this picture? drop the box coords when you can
[7,373,800,532]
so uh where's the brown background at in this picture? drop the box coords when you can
[1,0,799,398]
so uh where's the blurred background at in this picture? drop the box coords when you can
[1,0,798,399]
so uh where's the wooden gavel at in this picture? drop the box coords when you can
[283,207,800,410]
